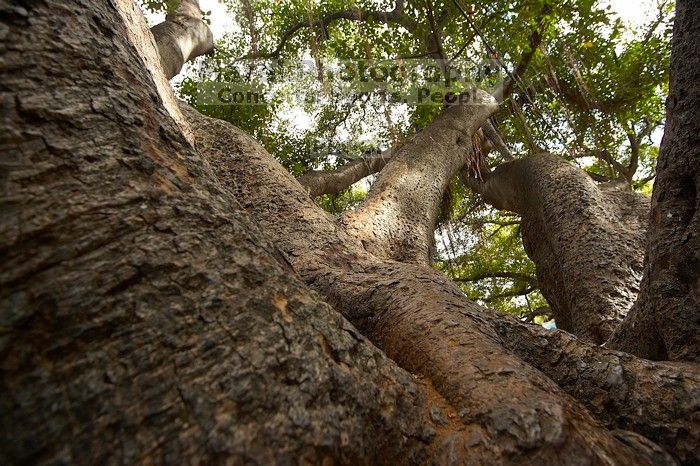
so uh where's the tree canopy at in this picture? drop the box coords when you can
[140,0,673,319]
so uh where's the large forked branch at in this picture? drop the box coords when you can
[184,102,699,464]
[150,0,214,79]
[298,152,393,197]
[244,1,417,60]
[341,91,499,265]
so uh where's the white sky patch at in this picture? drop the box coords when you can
[200,0,235,40]
[605,0,659,27]
[278,107,315,133]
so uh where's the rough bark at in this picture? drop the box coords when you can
[341,93,498,265]
[150,0,214,80]
[298,152,393,198]
[490,317,700,464]
[0,1,448,463]
[477,154,649,344]
[607,0,700,362]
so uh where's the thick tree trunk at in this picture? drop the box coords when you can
[184,104,697,464]
[607,0,700,362]
[1,0,698,465]
[477,154,649,344]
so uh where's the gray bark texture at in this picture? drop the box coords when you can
[479,154,649,344]
[298,152,393,198]
[607,0,700,362]
[341,93,498,265]
[150,0,214,80]
[0,0,698,465]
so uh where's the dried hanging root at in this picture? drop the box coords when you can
[465,128,486,180]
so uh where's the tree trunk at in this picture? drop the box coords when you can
[1,0,698,465]
[477,154,648,344]
[184,104,691,465]
[150,0,214,80]
[341,94,498,265]
[607,0,700,362]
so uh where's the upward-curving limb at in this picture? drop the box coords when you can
[150,0,214,79]
[341,91,498,265]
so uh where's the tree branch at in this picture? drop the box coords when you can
[574,148,631,182]
[519,306,551,323]
[298,151,393,197]
[477,155,650,344]
[481,119,514,160]
[493,27,543,103]
[545,68,628,114]
[341,91,499,265]
[150,0,214,79]
[625,118,659,179]
[490,314,700,463]
[243,2,417,59]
